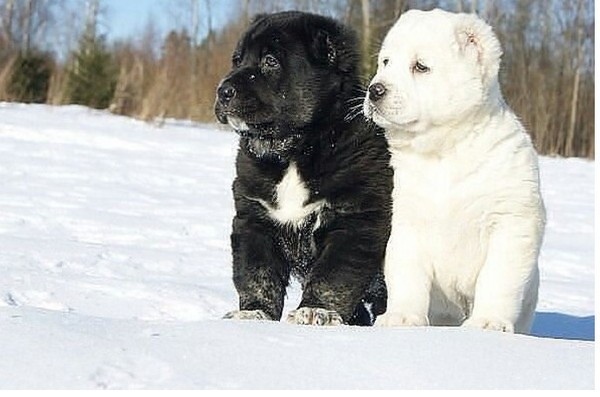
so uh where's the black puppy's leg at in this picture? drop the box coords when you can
[347,272,388,326]
[289,213,387,325]
[224,215,289,321]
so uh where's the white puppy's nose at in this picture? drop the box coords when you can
[368,83,387,102]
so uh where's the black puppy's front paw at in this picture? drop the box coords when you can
[223,309,271,321]
[286,307,344,326]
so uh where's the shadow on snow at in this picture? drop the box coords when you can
[531,312,594,341]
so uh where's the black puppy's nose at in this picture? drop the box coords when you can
[217,82,236,105]
[368,83,386,102]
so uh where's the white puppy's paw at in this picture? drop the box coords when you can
[286,307,344,326]
[223,309,271,321]
[374,312,429,327]
[462,317,515,333]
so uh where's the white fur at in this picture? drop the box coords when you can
[228,116,249,131]
[254,162,325,228]
[365,9,545,333]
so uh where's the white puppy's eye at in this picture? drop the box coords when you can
[413,60,430,74]
[382,58,389,67]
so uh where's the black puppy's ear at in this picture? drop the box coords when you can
[249,13,268,25]
[310,29,337,67]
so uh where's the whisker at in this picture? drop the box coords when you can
[345,97,365,104]
[346,103,364,112]
[343,102,366,122]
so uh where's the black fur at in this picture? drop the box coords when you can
[215,11,392,325]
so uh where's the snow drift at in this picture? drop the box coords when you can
[0,103,594,389]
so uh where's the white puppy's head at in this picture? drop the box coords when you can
[364,9,502,134]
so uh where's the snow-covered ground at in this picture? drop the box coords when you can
[0,103,594,389]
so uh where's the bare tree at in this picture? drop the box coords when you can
[565,0,584,157]
[2,0,593,158]
[85,0,99,39]
[21,0,34,52]
[360,0,371,76]
[470,0,477,13]
[1,0,15,47]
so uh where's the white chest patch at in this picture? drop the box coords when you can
[258,163,325,228]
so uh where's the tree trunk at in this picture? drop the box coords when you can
[241,0,249,24]
[85,0,99,39]
[22,0,35,53]
[470,0,478,13]
[566,0,584,157]
[191,0,199,47]
[360,0,370,76]
[1,0,15,47]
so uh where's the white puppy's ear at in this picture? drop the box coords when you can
[454,14,502,86]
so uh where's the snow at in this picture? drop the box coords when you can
[0,103,594,389]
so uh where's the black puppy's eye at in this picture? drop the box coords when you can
[413,60,430,74]
[263,54,279,68]
[232,54,242,67]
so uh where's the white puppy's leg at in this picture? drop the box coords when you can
[463,217,542,333]
[376,231,431,327]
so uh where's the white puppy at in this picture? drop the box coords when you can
[364,9,545,333]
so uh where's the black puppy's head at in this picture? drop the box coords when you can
[214,11,359,159]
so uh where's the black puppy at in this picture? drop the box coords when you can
[215,11,391,325]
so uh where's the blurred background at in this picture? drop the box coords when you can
[0,0,594,158]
